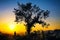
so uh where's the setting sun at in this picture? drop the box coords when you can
[9,24,15,30]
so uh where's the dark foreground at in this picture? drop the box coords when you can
[0,29,60,40]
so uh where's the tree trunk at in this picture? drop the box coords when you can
[27,23,32,34]
[27,26,31,34]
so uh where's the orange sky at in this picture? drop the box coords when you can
[0,18,60,35]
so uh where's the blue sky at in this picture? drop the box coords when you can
[0,0,60,19]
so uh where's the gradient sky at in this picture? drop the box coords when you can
[0,0,60,35]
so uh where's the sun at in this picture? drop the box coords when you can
[9,24,15,30]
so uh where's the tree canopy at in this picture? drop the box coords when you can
[13,2,50,34]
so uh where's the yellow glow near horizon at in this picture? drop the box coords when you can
[0,20,60,35]
[0,22,59,35]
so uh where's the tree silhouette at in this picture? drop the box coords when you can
[13,2,50,34]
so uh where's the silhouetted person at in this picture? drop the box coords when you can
[13,31,17,40]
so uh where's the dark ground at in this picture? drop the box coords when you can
[0,29,60,40]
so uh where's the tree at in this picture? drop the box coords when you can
[13,2,50,34]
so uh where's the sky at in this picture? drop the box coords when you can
[0,0,60,35]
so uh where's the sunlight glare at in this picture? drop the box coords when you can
[9,24,15,30]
